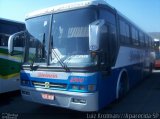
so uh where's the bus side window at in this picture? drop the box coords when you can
[99,8,117,67]
[100,24,109,67]
[0,34,3,46]
[139,31,145,47]
[100,23,117,68]
[131,27,139,46]
[119,19,130,45]
[145,35,149,48]
[109,25,117,65]
[13,33,25,47]
[0,33,9,46]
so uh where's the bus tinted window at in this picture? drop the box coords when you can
[13,33,25,47]
[0,20,25,47]
[139,31,145,46]
[99,8,116,25]
[0,33,9,46]
[131,27,139,46]
[119,19,130,44]
[99,8,117,66]
[145,35,149,47]
[0,23,19,34]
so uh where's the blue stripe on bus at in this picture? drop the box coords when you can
[20,62,150,109]
[20,72,98,85]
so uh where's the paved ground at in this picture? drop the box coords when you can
[1,70,160,119]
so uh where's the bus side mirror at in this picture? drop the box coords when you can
[89,19,105,52]
[8,34,15,55]
[8,31,25,55]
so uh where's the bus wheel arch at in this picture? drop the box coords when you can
[116,69,129,99]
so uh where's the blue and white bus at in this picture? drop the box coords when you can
[8,0,154,111]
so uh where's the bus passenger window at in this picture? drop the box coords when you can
[0,34,9,46]
[119,19,130,44]
[131,27,139,46]
[139,31,145,47]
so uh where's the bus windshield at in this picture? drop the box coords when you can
[24,8,97,68]
[50,8,97,67]
[25,15,51,65]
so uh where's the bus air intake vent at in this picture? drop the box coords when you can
[32,81,67,89]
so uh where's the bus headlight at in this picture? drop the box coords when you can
[21,79,30,86]
[70,85,87,91]
[79,85,86,90]
[71,85,79,90]
[70,84,96,92]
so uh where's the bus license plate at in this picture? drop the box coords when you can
[41,93,54,100]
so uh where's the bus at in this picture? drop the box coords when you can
[0,18,25,93]
[154,38,160,68]
[8,0,154,111]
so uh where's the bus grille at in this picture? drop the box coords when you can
[32,81,67,89]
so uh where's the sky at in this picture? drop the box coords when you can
[0,0,160,32]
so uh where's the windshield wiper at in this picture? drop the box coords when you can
[50,36,69,72]
[30,54,39,71]
[52,49,69,72]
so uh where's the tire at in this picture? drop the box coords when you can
[118,73,129,99]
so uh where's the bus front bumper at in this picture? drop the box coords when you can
[20,86,99,112]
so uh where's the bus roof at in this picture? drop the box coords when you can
[25,0,152,40]
[25,0,109,19]
[0,17,24,24]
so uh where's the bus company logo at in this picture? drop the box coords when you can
[70,77,84,83]
[45,82,50,88]
[38,72,58,79]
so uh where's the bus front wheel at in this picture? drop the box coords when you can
[117,72,129,99]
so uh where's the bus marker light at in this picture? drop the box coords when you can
[88,85,96,91]
[21,80,30,86]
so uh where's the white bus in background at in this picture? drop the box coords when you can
[0,18,25,93]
